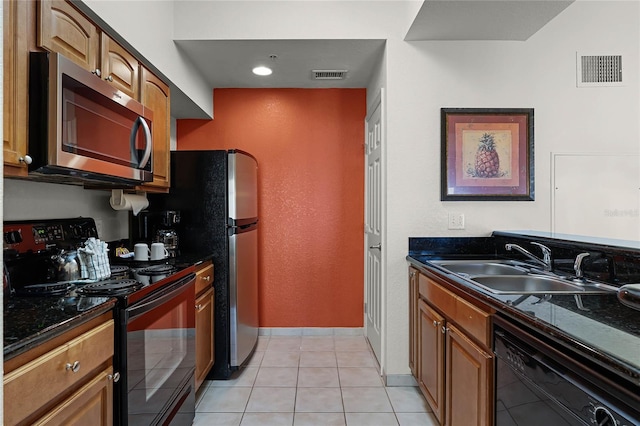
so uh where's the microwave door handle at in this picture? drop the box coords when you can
[129,117,152,169]
[138,117,152,168]
[129,117,141,166]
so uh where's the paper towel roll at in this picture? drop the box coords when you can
[110,190,149,216]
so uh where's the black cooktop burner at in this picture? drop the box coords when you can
[110,265,130,279]
[136,264,176,276]
[15,282,70,297]
[77,279,142,296]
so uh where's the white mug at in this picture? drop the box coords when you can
[150,242,169,260]
[134,243,150,261]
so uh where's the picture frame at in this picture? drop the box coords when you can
[441,108,534,201]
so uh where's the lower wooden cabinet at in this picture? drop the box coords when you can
[195,286,215,390]
[195,261,215,391]
[3,313,115,426]
[409,268,494,426]
[418,299,445,423]
[446,324,493,426]
[34,366,114,425]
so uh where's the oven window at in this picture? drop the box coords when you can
[126,283,195,425]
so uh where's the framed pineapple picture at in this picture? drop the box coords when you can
[441,108,534,201]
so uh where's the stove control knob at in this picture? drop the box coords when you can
[594,406,616,426]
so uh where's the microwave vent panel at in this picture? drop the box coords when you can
[576,53,623,87]
[312,70,348,80]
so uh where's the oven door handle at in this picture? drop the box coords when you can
[127,273,195,321]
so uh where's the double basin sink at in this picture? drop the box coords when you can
[430,260,617,295]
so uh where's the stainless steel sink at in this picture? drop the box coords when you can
[470,275,616,295]
[433,261,529,276]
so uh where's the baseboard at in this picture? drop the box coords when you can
[385,374,418,387]
[258,327,364,336]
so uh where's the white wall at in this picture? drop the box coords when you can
[382,0,639,376]
[80,0,213,119]
[3,180,129,242]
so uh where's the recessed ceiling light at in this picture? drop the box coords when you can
[252,66,272,76]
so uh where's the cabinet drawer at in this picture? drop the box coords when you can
[4,320,114,425]
[454,297,491,347]
[195,262,214,295]
[419,274,456,320]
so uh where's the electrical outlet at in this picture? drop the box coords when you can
[448,213,465,230]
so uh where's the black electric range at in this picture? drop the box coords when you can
[3,218,197,425]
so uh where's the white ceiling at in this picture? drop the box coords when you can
[173,1,574,91]
[175,39,387,89]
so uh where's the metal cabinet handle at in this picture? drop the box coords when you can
[201,276,211,282]
[196,304,203,311]
[65,361,81,373]
[108,372,121,382]
[432,320,438,327]
[92,69,101,77]
[441,325,448,334]
[105,75,113,82]
[369,243,381,250]
[19,155,32,165]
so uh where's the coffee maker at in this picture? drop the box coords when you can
[133,210,181,257]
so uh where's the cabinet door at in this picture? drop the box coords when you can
[34,367,114,425]
[38,0,100,73]
[101,34,140,99]
[3,0,31,175]
[418,299,445,423]
[408,267,419,377]
[195,287,215,390]
[140,66,171,190]
[445,324,493,426]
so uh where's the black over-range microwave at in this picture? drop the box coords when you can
[28,51,153,185]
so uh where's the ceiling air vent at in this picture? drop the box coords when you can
[576,53,623,87]
[312,70,348,80]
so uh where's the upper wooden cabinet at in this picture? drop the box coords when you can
[3,0,32,176]
[101,34,140,100]
[139,66,171,190]
[38,0,100,73]
[6,0,172,189]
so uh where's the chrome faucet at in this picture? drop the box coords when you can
[505,242,552,271]
[574,253,590,279]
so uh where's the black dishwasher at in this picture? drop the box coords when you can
[493,316,640,426]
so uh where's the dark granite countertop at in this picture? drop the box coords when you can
[3,295,117,361]
[4,253,211,362]
[408,250,640,388]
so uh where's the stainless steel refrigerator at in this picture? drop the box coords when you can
[149,149,259,378]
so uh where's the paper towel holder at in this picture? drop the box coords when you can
[110,189,149,215]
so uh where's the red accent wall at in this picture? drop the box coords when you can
[177,89,366,327]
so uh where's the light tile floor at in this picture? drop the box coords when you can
[194,335,439,426]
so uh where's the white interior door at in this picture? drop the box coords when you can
[365,91,385,367]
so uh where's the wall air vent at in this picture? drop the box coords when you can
[312,70,348,80]
[576,53,623,87]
